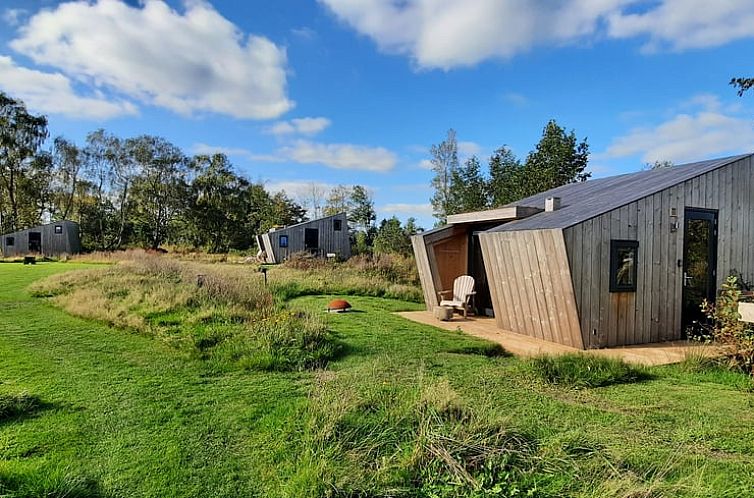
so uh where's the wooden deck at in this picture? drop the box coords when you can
[398,311,721,366]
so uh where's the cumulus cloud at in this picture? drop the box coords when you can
[0,55,137,119]
[266,180,337,198]
[267,117,332,136]
[281,140,397,172]
[602,95,754,164]
[320,0,754,68]
[191,143,284,163]
[607,0,754,52]
[3,8,28,26]
[381,203,434,217]
[10,0,292,119]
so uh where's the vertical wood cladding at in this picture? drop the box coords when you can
[260,213,351,264]
[564,156,754,347]
[1,221,81,257]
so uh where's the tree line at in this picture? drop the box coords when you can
[429,121,591,223]
[0,92,422,256]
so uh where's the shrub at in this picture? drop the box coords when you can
[525,354,650,388]
[700,274,754,373]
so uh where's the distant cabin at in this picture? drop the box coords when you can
[413,154,754,349]
[1,220,81,258]
[256,213,351,263]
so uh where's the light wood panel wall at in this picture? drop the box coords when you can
[563,156,754,347]
[479,228,584,348]
[412,226,470,310]
[412,232,437,310]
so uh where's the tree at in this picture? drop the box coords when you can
[51,137,83,220]
[519,120,590,198]
[128,135,188,249]
[348,185,376,233]
[449,155,487,214]
[730,77,754,96]
[188,153,250,252]
[429,129,459,224]
[0,92,48,232]
[323,184,352,216]
[488,146,524,207]
[373,216,423,256]
[300,182,326,218]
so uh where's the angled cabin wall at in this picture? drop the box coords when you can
[564,155,754,347]
[412,225,469,310]
[479,228,583,349]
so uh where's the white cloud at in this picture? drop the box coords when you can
[10,0,292,119]
[0,55,137,119]
[418,159,434,170]
[381,203,434,217]
[190,143,284,162]
[458,141,481,157]
[282,140,397,172]
[602,95,754,164]
[502,92,529,107]
[266,180,337,198]
[3,8,27,26]
[607,0,754,52]
[267,117,332,136]
[320,0,754,68]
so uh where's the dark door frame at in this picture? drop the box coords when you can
[681,207,718,335]
[304,228,319,252]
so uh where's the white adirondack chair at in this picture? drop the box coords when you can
[438,275,476,318]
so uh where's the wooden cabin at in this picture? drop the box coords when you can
[413,154,754,349]
[1,220,81,258]
[256,212,351,263]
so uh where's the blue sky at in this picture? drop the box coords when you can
[1,0,753,228]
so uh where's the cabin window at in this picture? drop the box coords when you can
[279,234,288,248]
[610,240,638,292]
[333,219,342,231]
[5,236,14,246]
[54,225,63,234]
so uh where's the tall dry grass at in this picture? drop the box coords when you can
[30,253,337,371]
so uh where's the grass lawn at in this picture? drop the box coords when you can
[1,262,754,497]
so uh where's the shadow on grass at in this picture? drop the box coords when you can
[444,343,511,358]
[524,354,655,388]
[0,393,53,425]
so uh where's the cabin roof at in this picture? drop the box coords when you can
[265,212,346,233]
[491,153,751,232]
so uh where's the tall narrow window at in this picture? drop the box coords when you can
[333,219,342,231]
[279,234,289,248]
[610,240,638,292]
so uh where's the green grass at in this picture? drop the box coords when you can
[524,354,652,388]
[1,263,754,496]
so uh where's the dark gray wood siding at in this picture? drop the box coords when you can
[1,221,81,257]
[259,213,351,263]
[563,155,754,347]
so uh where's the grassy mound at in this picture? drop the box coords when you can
[30,256,339,372]
[524,354,651,388]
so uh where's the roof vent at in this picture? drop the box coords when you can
[545,197,561,212]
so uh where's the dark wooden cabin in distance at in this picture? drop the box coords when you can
[256,212,351,263]
[1,220,81,258]
[412,154,754,349]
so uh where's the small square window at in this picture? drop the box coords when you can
[5,236,14,246]
[54,225,63,234]
[333,219,342,231]
[610,240,638,292]
[279,234,288,248]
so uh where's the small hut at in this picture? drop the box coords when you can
[256,213,351,263]
[1,220,81,258]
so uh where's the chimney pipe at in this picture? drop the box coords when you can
[545,196,561,212]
